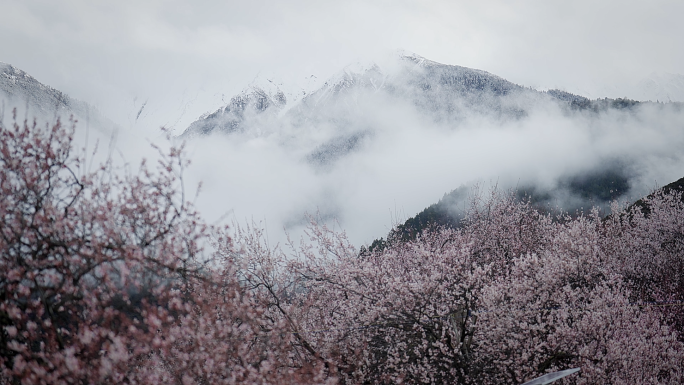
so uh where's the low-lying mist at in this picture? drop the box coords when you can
[179,88,684,247]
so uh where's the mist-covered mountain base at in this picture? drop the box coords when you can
[179,52,684,247]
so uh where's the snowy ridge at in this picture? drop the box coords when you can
[298,61,385,109]
[0,62,118,135]
[181,74,289,137]
[181,51,531,139]
[1,62,77,118]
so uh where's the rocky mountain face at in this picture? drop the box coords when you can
[183,80,288,136]
[386,54,531,119]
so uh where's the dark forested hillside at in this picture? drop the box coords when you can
[366,173,683,253]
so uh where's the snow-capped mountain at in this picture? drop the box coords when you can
[0,62,117,134]
[180,52,652,169]
[182,76,289,137]
[182,53,543,139]
[185,52,651,140]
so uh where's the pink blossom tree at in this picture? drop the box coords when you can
[229,191,684,384]
[602,190,684,335]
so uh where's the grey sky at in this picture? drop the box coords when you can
[1,0,683,131]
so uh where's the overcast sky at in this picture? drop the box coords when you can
[2,0,683,131]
